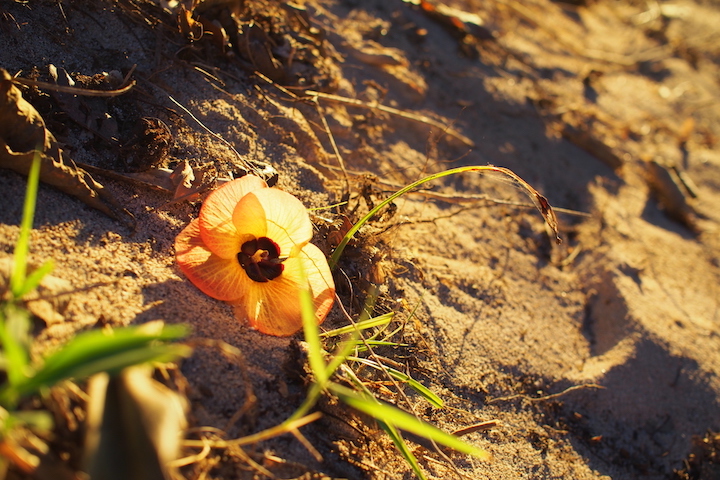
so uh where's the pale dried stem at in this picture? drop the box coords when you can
[305,90,475,147]
[12,65,137,96]
[488,383,605,404]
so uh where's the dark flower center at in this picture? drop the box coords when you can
[237,237,284,283]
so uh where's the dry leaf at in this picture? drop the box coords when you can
[83,366,188,480]
[48,64,120,144]
[77,161,217,204]
[0,69,135,227]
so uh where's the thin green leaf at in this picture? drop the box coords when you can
[7,343,192,403]
[358,340,408,348]
[380,421,427,480]
[324,334,361,381]
[340,367,427,478]
[366,340,406,346]
[348,357,444,408]
[329,165,560,268]
[0,324,190,405]
[0,304,31,388]
[14,260,54,298]
[39,324,187,373]
[298,268,327,386]
[329,383,490,460]
[320,312,395,338]
[10,150,42,299]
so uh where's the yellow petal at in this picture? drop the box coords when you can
[299,242,336,325]
[199,175,267,259]
[229,191,268,239]
[232,243,335,336]
[233,188,313,259]
[175,219,250,302]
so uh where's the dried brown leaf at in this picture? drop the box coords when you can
[0,69,134,227]
[84,366,188,480]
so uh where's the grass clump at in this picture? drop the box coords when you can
[311,165,560,478]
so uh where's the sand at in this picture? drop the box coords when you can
[1,0,719,479]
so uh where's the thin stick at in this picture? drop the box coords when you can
[182,412,323,449]
[305,90,475,147]
[290,428,323,462]
[312,96,350,192]
[168,437,212,468]
[139,77,252,173]
[452,421,499,436]
[13,65,137,97]
[487,383,604,404]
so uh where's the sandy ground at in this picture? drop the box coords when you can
[1,0,720,479]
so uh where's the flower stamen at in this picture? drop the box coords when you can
[238,237,284,282]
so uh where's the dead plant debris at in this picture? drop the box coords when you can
[0,69,135,227]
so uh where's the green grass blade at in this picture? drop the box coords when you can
[348,357,444,408]
[380,420,428,480]
[324,334,361,381]
[320,312,395,338]
[0,324,190,404]
[322,295,394,382]
[298,268,328,386]
[336,366,427,478]
[39,324,188,372]
[7,343,192,403]
[329,165,560,268]
[10,150,42,299]
[14,259,55,299]
[358,340,408,348]
[329,383,490,460]
[0,304,31,389]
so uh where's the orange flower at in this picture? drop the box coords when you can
[175,175,335,336]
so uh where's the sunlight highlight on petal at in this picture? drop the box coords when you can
[233,277,305,336]
[199,175,267,258]
[231,192,268,240]
[176,219,250,302]
[299,243,336,325]
[235,188,313,258]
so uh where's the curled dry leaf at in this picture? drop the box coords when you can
[0,69,134,227]
[77,160,218,205]
[48,64,120,145]
[83,366,188,480]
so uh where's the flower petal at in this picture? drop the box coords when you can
[199,175,267,259]
[232,242,335,336]
[233,188,313,259]
[175,219,250,302]
[229,192,268,239]
[299,242,336,326]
